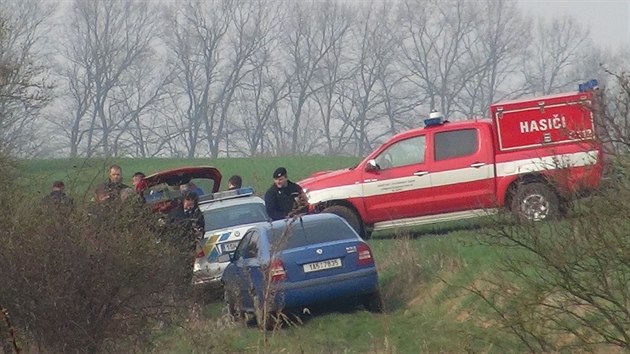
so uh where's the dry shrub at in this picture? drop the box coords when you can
[379,235,424,310]
[0,184,193,353]
[471,160,630,352]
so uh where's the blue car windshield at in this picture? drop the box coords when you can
[270,217,356,249]
[203,203,269,230]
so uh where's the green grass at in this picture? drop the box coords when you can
[144,232,525,354]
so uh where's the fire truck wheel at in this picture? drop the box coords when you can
[322,205,366,238]
[512,182,560,222]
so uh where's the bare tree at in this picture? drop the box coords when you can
[208,0,283,158]
[0,0,54,157]
[397,0,484,118]
[56,0,163,157]
[309,3,355,156]
[233,46,289,156]
[338,1,411,156]
[164,0,280,158]
[163,0,231,158]
[522,16,592,95]
[598,65,630,155]
[281,0,353,155]
[108,60,172,157]
[458,0,531,117]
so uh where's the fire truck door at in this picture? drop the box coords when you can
[361,135,434,222]
[429,127,496,214]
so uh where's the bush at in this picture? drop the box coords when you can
[470,160,630,352]
[0,183,194,353]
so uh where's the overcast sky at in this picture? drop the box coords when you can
[519,0,630,49]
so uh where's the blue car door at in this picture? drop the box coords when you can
[238,231,263,309]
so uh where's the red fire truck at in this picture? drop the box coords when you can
[298,83,603,238]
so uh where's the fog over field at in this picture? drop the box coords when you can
[0,0,628,159]
[519,0,629,48]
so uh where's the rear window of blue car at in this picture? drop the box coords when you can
[269,217,356,249]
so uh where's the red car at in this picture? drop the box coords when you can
[139,166,222,213]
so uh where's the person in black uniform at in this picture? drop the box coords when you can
[264,167,305,221]
[166,191,205,288]
[168,191,205,234]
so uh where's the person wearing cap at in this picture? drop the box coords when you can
[264,167,305,221]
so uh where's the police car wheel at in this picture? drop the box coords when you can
[512,183,560,222]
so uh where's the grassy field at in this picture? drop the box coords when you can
[17,157,539,353]
[146,230,521,353]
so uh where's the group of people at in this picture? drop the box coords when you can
[43,164,307,226]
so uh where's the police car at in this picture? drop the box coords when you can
[193,187,269,286]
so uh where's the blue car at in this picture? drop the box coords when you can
[222,213,381,326]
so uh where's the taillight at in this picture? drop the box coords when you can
[270,258,287,282]
[195,250,205,259]
[357,243,374,266]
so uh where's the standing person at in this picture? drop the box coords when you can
[264,167,305,221]
[167,191,205,238]
[188,181,205,196]
[227,175,242,190]
[98,164,130,198]
[131,171,146,190]
[167,191,205,286]
[42,180,73,207]
[131,171,147,202]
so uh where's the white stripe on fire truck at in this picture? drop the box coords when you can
[305,150,599,203]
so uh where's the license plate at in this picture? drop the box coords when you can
[221,241,239,253]
[303,258,342,273]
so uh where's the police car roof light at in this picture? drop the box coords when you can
[199,186,255,203]
[237,186,254,195]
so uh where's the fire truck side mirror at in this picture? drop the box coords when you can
[366,159,379,172]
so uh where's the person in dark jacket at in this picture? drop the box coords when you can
[227,175,242,190]
[42,180,73,207]
[167,191,205,240]
[96,164,130,199]
[264,167,306,221]
[167,191,205,287]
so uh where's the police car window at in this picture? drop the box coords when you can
[434,129,478,161]
[375,136,425,169]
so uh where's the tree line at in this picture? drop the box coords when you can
[0,0,628,158]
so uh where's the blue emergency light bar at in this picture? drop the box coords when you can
[578,79,598,92]
[424,117,443,127]
[199,186,255,203]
